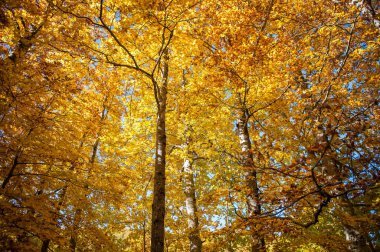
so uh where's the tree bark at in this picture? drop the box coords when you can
[143,219,147,252]
[40,136,86,252]
[151,50,168,252]
[69,208,82,252]
[343,224,371,252]
[40,239,50,252]
[151,106,166,252]
[236,108,265,252]
[1,148,21,189]
[41,185,68,252]
[183,158,202,252]
[341,197,373,252]
[2,126,34,189]
[69,104,107,251]
[351,0,380,30]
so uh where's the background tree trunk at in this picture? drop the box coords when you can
[183,158,202,252]
[341,197,373,252]
[236,107,265,252]
[343,224,371,252]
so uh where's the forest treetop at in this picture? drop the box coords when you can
[0,0,379,251]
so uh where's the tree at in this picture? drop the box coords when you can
[1,0,379,251]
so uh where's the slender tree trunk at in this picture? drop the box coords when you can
[1,148,21,189]
[236,107,265,252]
[68,136,98,252]
[151,50,169,252]
[69,104,107,251]
[180,70,202,251]
[142,175,152,252]
[36,171,50,252]
[40,136,86,252]
[183,158,202,252]
[41,185,68,252]
[40,239,50,252]
[226,198,233,252]
[341,197,372,252]
[143,219,147,252]
[69,208,82,252]
[2,127,34,189]
[343,224,371,252]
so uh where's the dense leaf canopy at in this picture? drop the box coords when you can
[0,0,379,251]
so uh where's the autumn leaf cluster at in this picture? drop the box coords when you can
[0,0,379,251]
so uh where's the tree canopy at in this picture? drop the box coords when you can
[1,0,379,251]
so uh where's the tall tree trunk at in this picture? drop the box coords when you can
[40,136,86,252]
[41,185,68,252]
[36,170,50,252]
[151,105,166,252]
[143,219,147,252]
[180,70,202,251]
[68,137,99,252]
[69,208,82,252]
[343,224,371,252]
[226,199,233,252]
[40,239,50,252]
[151,49,168,252]
[2,127,33,189]
[1,148,21,189]
[183,158,202,252]
[236,107,265,252]
[69,103,107,251]
[341,197,373,252]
